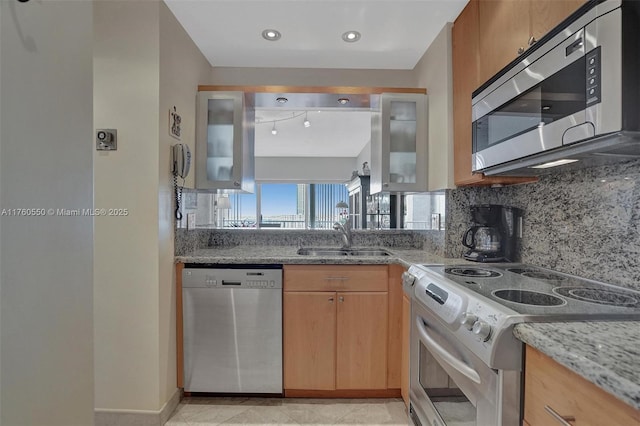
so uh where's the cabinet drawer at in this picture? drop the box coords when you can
[284,265,388,292]
[524,346,640,426]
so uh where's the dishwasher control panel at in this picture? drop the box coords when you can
[182,265,283,289]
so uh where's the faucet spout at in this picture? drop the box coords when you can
[333,221,353,249]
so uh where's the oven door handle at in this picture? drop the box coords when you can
[416,317,482,384]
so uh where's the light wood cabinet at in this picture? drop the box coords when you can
[283,292,337,390]
[524,345,640,426]
[401,293,410,407]
[336,292,388,389]
[478,0,586,84]
[283,265,392,394]
[387,264,405,390]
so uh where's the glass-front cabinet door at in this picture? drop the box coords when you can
[371,93,428,193]
[196,91,255,192]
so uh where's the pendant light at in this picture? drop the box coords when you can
[271,121,277,135]
[303,112,311,128]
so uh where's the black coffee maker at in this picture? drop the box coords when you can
[462,204,521,262]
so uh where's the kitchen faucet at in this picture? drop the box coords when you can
[333,220,353,249]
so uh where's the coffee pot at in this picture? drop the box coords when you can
[462,205,521,262]
[463,226,502,253]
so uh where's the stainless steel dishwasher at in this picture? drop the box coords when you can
[182,264,283,394]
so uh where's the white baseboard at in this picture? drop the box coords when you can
[95,388,181,426]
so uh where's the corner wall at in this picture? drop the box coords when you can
[413,23,454,191]
[0,1,94,424]
[159,0,211,408]
[93,0,161,413]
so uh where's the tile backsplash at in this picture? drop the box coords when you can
[446,159,640,291]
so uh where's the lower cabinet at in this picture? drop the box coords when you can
[283,265,390,393]
[524,345,640,426]
[401,292,410,407]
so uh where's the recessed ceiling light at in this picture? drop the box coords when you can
[337,98,350,105]
[342,31,361,43]
[276,97,288,104]
[262,29,281,41]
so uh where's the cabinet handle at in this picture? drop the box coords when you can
[339,296,344,302]
[517,46,525,55]
[328,297,334,303]
[233,181,240,187]
[383,183,389,187]
[324,276,349,281]
[528,36,537,46]
[544,405,575,426]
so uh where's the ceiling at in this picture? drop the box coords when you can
[163,0,468,70]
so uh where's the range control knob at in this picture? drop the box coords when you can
[472,321,492,342]
[402,272,416,287]
[460,312,478,330]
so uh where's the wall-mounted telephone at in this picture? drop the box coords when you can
[172,144,191,221]
[172,143,191,179]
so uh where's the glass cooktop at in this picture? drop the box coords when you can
[419,263,640,318]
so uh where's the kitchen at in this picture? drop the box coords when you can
[2,1,640,426]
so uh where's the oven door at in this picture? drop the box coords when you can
[409,301,521,426]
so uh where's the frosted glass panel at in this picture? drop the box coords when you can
[207,99,234,181]
[389,101,417,183]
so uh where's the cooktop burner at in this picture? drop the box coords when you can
[506,268,567,281]
[492,289,566,306]
[554,287,639,307]
[444,267,502,278]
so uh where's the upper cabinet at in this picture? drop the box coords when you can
[196,91,255,192]
[371,93,428,194]
[453,0,584,186]
[478,0,586,84]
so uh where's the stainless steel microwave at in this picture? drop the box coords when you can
[472,0,640,176]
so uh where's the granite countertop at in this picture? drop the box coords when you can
[176,246,464,268]
[514,321,640,410]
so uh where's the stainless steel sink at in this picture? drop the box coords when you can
[297,248,391,256]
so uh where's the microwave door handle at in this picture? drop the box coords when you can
[416,317,482,384]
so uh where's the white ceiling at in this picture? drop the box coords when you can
[164,0,468,70]
[254,109,371,157]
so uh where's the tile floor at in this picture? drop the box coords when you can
[166,397,409,426]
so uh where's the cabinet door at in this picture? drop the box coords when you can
[453,0,480,185]
[371,93,427,194]
[284,292,336,390]
[530,0,586,42]
[336,292,388,389]
[196,91,255,192]
[524,346,640,426]
[478,0,530,84]
[400,294,410,406]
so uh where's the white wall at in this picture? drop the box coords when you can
[256,157,356,182]
[0,1,94,424]
[413,23,455,191]
[93,0,161,412]
[211,67,417,88]
[94,0,210,417]
[159,0,211,405]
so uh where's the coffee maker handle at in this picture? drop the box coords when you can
[462,227,478,249]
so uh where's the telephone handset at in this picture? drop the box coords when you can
[172,143,191,179]
[172,144,191,221]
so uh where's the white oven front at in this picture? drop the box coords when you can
[409,299,521,426]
